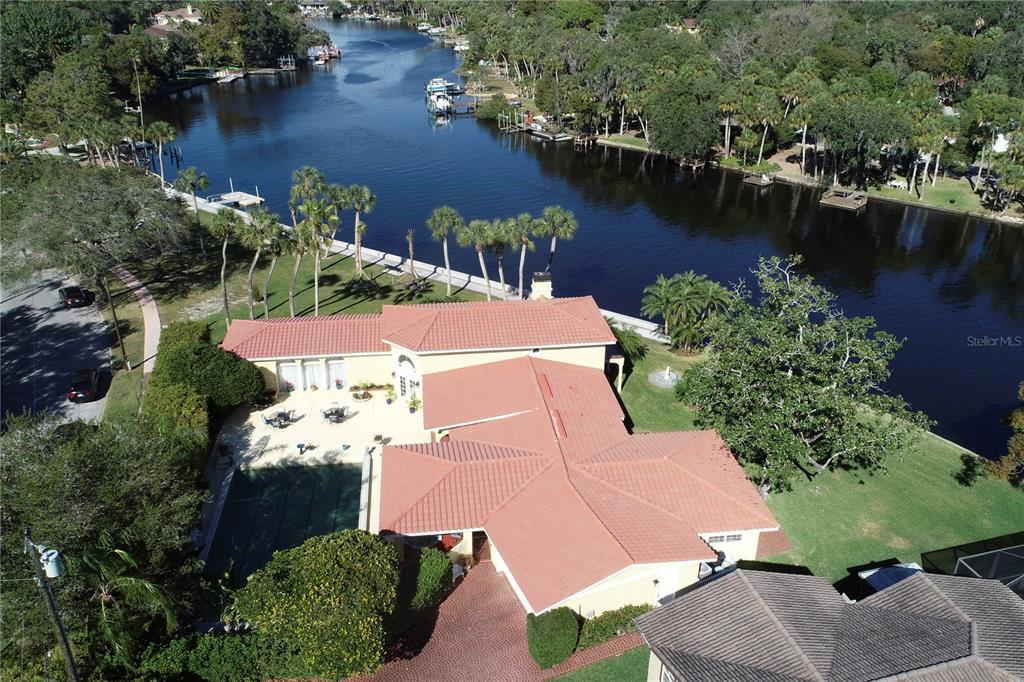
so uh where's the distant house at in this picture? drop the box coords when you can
[153,4,203,27]
[636,569,1024,681]
[664,19,701,35]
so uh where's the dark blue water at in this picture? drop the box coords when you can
[151,20,1024,458]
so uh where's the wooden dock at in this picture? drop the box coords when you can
[742,171,774,187]
[497,111,573,143]
[820,188,868,211]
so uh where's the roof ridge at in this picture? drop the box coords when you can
[738,571,826,681]
[477,458,557,525]
[861,572,972,623]
[381,447,456,532]
[561,467,638,563]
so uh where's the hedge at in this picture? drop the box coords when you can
[577,604,651,649]
[141,380,209,453]
[140,633,305,682]
[526,607,580,669]
[150,338,264,410]
[410,547,452,612]
[158,320,210,349]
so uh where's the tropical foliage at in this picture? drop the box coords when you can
[231,531,400,679]
[641,272,731,351]
[678,256,932,491]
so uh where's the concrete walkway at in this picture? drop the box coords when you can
[111,265,161,376]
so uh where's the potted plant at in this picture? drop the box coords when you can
[335,378,344,389]
[373,434,384,444]
[385,388,396,404]
[408,394,421,414]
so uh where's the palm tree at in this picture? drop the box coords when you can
[641,274,680,335]
[326,183,350,258]
[75,533,176,669]
[148,121,175,186]
[426,206,464,297]
[718,85,741,158]
[457,219,494,301]
[173,166,210,254]
[489,219,511,301]
[261,224,289,320]
[208,208,243,325]
[538,205,578,273]
[507,212,538,298]
[406,228,418,280]
[298,197,337,316]
[693,278,731,321]
[237,207,281,319]
[348,185,377,278]
[287,220,311,317]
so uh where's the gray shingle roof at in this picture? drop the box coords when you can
[635,570,1024,682]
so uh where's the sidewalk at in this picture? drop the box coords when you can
[111,264,161,376]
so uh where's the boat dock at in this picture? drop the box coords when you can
[217,73,243,84]
[208,179,265,208]
[820,188,868,211]
[497,111,574,143]
[742,171,774,187]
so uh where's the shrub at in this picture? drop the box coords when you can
[476,93,513,120]
[142,380,209,452]
[232,531,400,679]
[410,547,452,612]
[526,607,580,669]
[577,604,651,649]
[719,155,743,168]
[140,633,305,682]
[159,320,210,349]
[152,341,264,410]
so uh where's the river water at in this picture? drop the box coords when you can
[150,19,1023,458]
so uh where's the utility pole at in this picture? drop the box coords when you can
[23,529,80,682]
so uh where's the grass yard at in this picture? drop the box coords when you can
[554,646,649,682]
[620,342,701,432]
[763,432,1024,582]
[604,133,650,149]
[866,174,995,216]
[617,341,1024,583]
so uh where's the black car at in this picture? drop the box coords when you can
[67,368,100,403]
[58,286,91,308]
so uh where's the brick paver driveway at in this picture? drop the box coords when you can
[360,560,543,681]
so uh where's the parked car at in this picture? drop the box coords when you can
[67,368,100,403]
[58,286,91,308]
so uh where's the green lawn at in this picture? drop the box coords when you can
[617,342,1024,583]
[604,133,650,149]
[620,342,701,432]
[866,174,993,215]
[554,646,649,682]
[764,432,1024,581]
[103,370,144,422]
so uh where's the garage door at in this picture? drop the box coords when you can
[303,361,326,391]
[327,361,347,389]
[278,363,300,392]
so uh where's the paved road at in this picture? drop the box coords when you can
[1,273,111,425]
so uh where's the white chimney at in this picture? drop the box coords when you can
[187,4,194,15]
[530,272,552,300]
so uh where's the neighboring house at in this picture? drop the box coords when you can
[154,4,203,26]
[223,291,785,619]
[221,294,615,397]
[636,569,1024,681]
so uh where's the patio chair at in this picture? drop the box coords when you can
[260,414,275,427]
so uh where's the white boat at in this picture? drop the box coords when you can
[453,42,469,53]
[427,92,452,116]
[425,77,452,94]
[427,26,446,36]
[314,59,326,66]
[417,22,432,32]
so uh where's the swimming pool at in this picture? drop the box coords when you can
[203,464,362,582]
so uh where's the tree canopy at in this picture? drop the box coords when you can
[678,256,931,491]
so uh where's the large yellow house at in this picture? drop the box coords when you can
[221,293,786,618]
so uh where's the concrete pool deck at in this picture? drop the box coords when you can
[217,389,431,469]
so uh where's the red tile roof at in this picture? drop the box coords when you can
[380,356,778,613]
[221,315,387,359]
[221,296,614,360]
[381,297,615,352]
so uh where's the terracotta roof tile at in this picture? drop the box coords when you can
[221,315,387,359]
[381,356,780,612]
[381,297,615,352]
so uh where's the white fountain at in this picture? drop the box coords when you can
[647,365,680,389]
